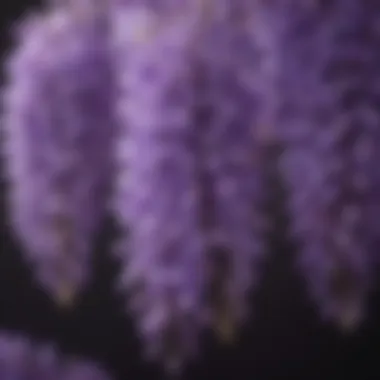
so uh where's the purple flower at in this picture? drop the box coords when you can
[0,332,112,380]
[114,3,269,368]
[114,4,204,372]
[3,4,116,306]
[194,5,268,343]
[276,0,380,330]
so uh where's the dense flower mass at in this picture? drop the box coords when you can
[276,0,380,329]
[3,3,115,305]
[0,332,112,380]
[114,4,206,371]
[2,0,380,374]
[113,2,270,369]
[194,4,268,342]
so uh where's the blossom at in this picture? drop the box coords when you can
[3,3,116,305]
[277,0,380,329]
[0,332,112,380]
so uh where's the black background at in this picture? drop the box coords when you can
[0,2,379,380]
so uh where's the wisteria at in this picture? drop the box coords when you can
[2,0,380,375]
[3,1,115,305]
[194,3,268,342]
[0,332,112,380]
[113,3,271,368]
[114,4,205,371]
[277,0,380,329]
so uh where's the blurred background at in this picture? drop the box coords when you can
[0,1,379,379]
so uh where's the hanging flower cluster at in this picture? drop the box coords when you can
[3,1,116,306]
[275,0,380,330]
[3,0,380,373]
[0,332,112,380]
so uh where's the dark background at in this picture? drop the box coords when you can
[1,2,379,379]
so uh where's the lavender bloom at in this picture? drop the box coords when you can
[194,3,268,343]
[3,3,115,306]
[277,0,380,330]
[114,2,270,362]
[114,4,204,372]
[0,332,112,380]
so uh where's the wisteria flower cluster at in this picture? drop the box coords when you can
[0,332,111,380]
[2,0,380,374]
